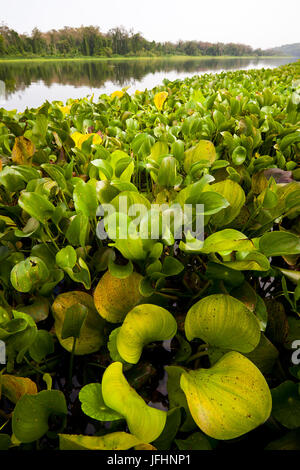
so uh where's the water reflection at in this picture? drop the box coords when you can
[0,57,294,111]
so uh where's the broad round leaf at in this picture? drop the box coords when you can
[185,294,261,353]
[180,351,272,440]
[10,256,50,293]
[116,304,177,363]
[12,390,67,443]
[184,140,216,173]
[203,179,245,227]
[93,271,144,323]
[79,383,123,421]
[52,291,105,355]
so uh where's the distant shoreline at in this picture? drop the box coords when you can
[0,54,294,63]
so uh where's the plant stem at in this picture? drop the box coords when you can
[45,223,60,251]
[68,337,77,388]
[24,356,44,375]
[186,350,209,363]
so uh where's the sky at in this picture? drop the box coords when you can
[1,0,299,50]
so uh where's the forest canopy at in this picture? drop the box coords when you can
[0,24,271,58]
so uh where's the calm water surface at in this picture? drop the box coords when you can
[0,57,295,111]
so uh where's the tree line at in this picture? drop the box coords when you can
[0,24,272,58]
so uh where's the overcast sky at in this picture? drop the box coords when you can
[1,0,299,49]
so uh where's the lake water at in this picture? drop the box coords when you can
[0,57,295,111]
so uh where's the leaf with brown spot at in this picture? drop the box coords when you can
[12,136,35,166]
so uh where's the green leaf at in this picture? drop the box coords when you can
[43,373,52,391]
[157,156,177,188]
[12,390,67,443]
[18,192,55,224]
[232,146,247,165]
[31,114,48,144]
[79,383,123,421]
[52,291,105,355]
[65,214,89,247]
[0,434,11,450]
[185,294,261,353]
[108,258,133,279]
[56,245,77,270]
[14,217,40,238]
[73,179,98,218]
[10,257,50,293]
[116,304,177,364]
[102,361,167,443]
[200,229,255,254]
[175,432,213,450]
[180,351,272,440]
[153,408,181,450]
[165,365,196,433]
[184,140,216,173]
[162,256,184,276]
[260,231,300,257]
[131,133,155,159]
[271,381,300,429]
[29,330,54,362]
[61,303,88,340]
[244,334,278,374]
[189,191,230,215]
[203,179,245,227]
[205,262,245,287]
[222,251,270,271]
[265,430,300,450]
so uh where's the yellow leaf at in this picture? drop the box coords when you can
[59,432,144,450]
[111,90,124,99]
[116,304,177,363]
[58,105,72,116]
[12,136,35,165]
[180,351,272,440]
[154,91,168,111]
[184,140,216,173]
[71,132,102,149]
[93,271,144,323]
[102,362,167,443]
[135,443,157,450]
[0,375,37,404]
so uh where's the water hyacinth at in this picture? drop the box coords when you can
[0,60,299,452]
